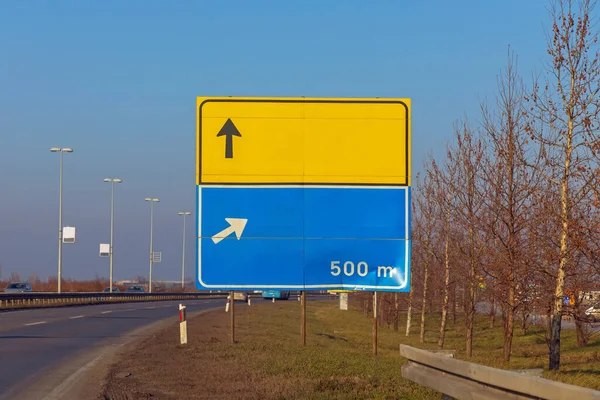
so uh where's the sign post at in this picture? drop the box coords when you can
[230,291,235,344]
[373,292,378,355]
[195,96,411,343]
[301,291,306,346]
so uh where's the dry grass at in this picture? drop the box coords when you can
[100,297,600,400]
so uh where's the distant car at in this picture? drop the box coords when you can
[103,287,120,293]
[4,282,32,293]
[585,303,600,322]
[125,285,145,293]
[229,291,248,302]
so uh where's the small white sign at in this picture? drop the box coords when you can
[152,251,162,263]
[339,293,349,310]
[63,226,76,243]
[99,243,110,257]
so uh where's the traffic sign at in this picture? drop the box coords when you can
[99,243,110,257]
[196,96,411,292]
[197,97,410,186]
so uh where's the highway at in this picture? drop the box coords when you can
[0,297,232,400]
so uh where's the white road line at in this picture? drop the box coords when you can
[145,306,156,309]
[25,321,47,326]
[69,315,84,319]
[101,310,112,314]
[42,354,104,400]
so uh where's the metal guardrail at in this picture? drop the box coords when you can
[0,290,332,310]
[400,344,600,400]
[0,291,228,310]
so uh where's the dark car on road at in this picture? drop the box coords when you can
[4,282,32,293]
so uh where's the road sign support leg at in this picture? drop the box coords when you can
[301,291,306,346]
[373,291,378,356]
[230,290,235,344]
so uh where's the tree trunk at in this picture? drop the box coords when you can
[406,283,413,336]
[452,284,457,324]
[575,316,588,348]
[548,103,573,371]
[439,218,451,348]
[521,310,529,336]
[546,298,553,337]
[489,292,495,329]
[465,228,476,357]
[420,252,430,344]
[503,281,516,361]
[503,309,515,362]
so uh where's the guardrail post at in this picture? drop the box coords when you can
[179,304,187,345]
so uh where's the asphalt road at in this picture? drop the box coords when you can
[0,297,233,399]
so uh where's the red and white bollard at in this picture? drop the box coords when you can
[179,303,187,345]
[247,296,251,306]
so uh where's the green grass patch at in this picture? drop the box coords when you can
[231,298,600,396]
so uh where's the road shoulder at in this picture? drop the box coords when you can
[4,307,217,400]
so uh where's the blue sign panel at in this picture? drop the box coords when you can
[196,186,411,292]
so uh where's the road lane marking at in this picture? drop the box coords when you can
[69,315,84,319]
[145,306,156,309]
[122,308,136,312]
[101,310,112,314]
[25,321,47,326]
[42,354,104,400]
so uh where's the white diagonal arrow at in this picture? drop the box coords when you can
[211,218,248,244]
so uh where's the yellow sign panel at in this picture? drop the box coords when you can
[196,97,410,186]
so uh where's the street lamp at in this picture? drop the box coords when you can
[178,211,191,290]
[50,147,73,293]
[145,197,159,293]
[104,178,122,293]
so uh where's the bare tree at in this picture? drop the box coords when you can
[413,172,437,344]
[9,271,21,282]
[525,0,600,370]
[479,48,541,361]
[437,118,487,357]
[427,158,454,348]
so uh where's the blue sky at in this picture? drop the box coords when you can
[0,0,551,282]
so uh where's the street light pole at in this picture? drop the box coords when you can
[145,198,159,293]
[50,147,73,293]
[104,178,122,293]
[178,211,191,290]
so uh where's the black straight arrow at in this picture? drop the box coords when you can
[216,118,242,159]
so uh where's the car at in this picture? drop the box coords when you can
[125,285,145,293]
[584,303,600,322]
[103,287,120,293]
[230,291,248,302]
[4,282,32,293]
